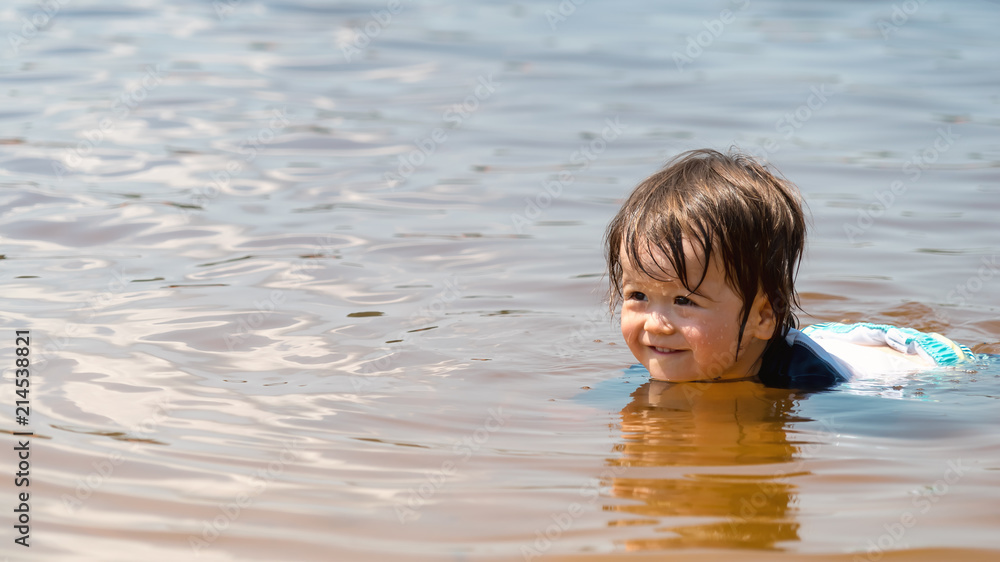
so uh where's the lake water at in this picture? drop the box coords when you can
[2,0,1000,560]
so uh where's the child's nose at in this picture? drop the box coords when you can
[644,311,675,334]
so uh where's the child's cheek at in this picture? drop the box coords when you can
[620,313,637,340]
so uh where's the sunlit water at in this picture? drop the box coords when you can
[1,1,999,560]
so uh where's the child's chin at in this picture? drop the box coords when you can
[647,371,701,383]
[647,369,752,383]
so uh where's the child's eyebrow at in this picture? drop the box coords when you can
[622,273,685,289]
[622,270,669,283]
[620,275,642,286]
[685,288,717,303]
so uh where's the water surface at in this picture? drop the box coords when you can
[1,0,1000,560]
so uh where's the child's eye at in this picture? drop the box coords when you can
[674,295,695,306]
[626,291,647,302]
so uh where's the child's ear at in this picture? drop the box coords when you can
[750,293,777,340]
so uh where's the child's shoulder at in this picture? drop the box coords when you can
[757,327,850,389]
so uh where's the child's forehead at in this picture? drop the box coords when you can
[619,235,711,276]
[619,246,728,295]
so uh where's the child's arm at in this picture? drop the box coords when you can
[801,322,975,379]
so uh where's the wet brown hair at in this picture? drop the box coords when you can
[605,148,806,350]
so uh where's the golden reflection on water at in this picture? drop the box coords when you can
[607,380,810,552]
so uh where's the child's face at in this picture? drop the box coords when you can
[619,241,774,383]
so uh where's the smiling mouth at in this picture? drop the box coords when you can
[652,346,684,354]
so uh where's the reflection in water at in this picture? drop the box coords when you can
[607,380,811,551]
[2,0,999,557]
